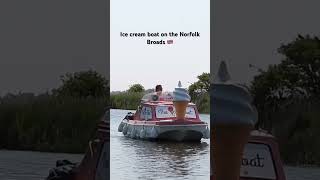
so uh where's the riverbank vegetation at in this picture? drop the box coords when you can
[110,91,143,110]
[0,71,108,153]
[251,34,320,165]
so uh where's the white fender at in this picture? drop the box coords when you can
[203,126,210,139]
[150,126,158,138]
[118,121,124,132]
[139,127,146,139]
[130,126,136,138]
[122,123,128,135]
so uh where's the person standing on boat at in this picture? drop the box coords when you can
[155,85,162,95]
[141,85,173,101]
[155,84,174,101]
[155,85,164,101]
[141,85,163,101]
[150,85,164,101]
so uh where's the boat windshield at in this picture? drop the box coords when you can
[155,105,197,119]
[141,92,174,102]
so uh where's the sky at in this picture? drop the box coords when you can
[211,0,320,85]
[110,0,210,91]
[0,0,108,95]
[1,1,320,94]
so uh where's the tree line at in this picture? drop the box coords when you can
[110,73,210,114]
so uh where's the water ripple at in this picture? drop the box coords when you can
[110,109,210,180]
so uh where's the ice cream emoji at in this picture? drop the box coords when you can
[173,81,191,120]
[211,61,258,180]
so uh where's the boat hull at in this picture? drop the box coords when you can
[119,120,210,142]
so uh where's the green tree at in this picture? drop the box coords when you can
[128,84,145,93]
[188,72,210,99]
[250,34,320,164]
[188,72,210,113]
[278,34,320,96]
[197,72,210,92]
[251,34,320,119]
[54,70,109,98]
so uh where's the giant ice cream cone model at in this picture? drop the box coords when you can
[173,81,191,120]
[174,101,188,120]
[211,61,258,180]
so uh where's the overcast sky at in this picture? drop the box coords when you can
[1,1,320,94]
[110,0,210,91]
[0,1,108,95]
[212,0,320,84]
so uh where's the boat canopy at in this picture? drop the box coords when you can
[141,92,174,102]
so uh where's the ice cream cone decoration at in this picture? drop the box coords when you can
[173,81,191,120]
[216,61,231,82]
[174,101,189,120]
[211,61,258,180]
[212,125,252,180]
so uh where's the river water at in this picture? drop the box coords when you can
[0,150,82,180]
[0,109,320,179]
[110,109,210,180]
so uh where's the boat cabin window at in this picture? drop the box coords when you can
[155,105,197,119]
[140,106,152,120]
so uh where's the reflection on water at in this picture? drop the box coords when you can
[110,109,210,180]
[122,139,208,178]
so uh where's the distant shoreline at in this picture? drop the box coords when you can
[110,92,210,114]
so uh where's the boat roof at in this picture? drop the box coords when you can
[141,92,173,101]
[141,92,195,106]
[142,101,195,106]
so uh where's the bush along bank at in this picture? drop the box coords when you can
[0,94,108,153]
